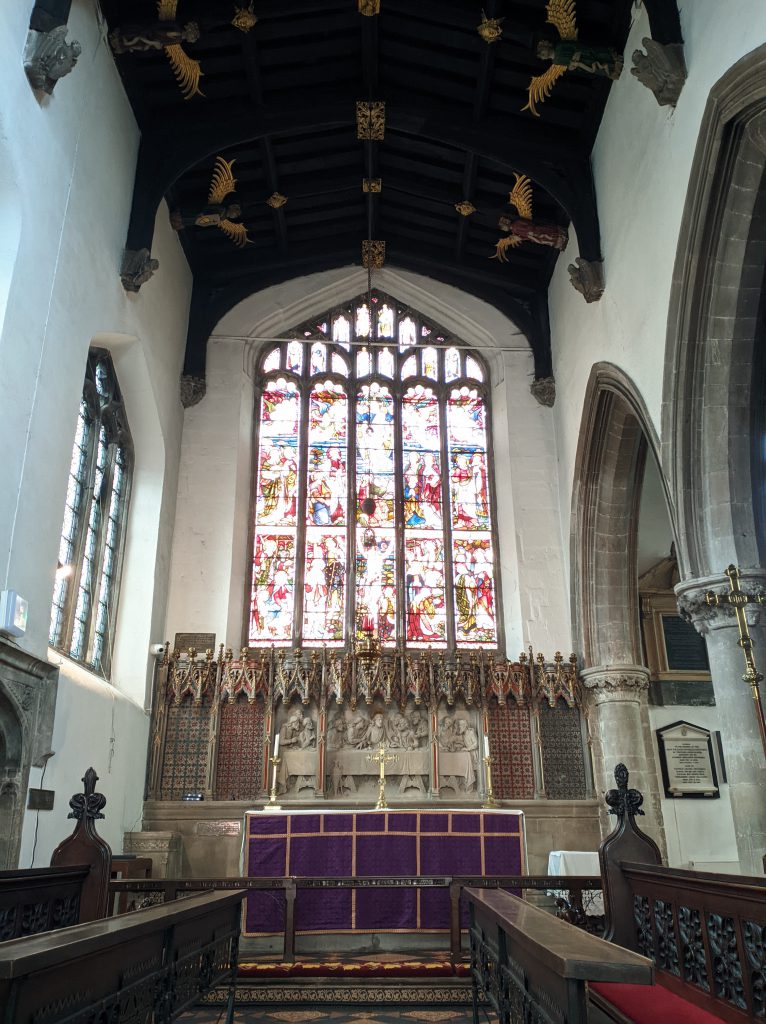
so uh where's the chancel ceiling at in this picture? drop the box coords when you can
[99,0,684,389]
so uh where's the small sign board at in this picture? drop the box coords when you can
[656,720,719,799]
[27,788,55,811]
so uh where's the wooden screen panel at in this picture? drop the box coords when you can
[160,697,210,800]
[214,698,265,801]
[487,703,535,799]
[539,703,587,799]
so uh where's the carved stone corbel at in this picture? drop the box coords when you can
[24,24,81,94]
[631,39,687,107]
[180,374,207,408]
[120,248,159,292]
[530,376,555,407]
[568,257,604,302]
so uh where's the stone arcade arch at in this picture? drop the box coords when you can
[663,44,766,873]
[571,362,671,853]
[0,690,23,870]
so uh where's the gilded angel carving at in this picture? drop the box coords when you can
[109,0,204,100]
[491,174,568,261]
[170,157,253,248]
[523,0,623,117]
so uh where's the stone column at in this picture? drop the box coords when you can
[676,572,766,875]
[580,665,667,858]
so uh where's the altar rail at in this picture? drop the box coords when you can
[107,873,603,962]
[0,890,244,1024]
[618,861,766,1023]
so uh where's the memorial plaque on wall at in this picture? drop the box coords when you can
[656,720,719,798]
[661,614,710,671]
[174,632,216,652]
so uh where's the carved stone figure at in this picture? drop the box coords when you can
[631,38,687,108]
[357,712,386,749]
[120,248,159,293]
[179,375,206,409]
[346,708,369,746]
[437,711,480,793]
[24,26,82,94]
[530,376,556,408]
[568,257,604,302]
[328,714,347,750]
[276,706,317,795]
[109,21,200,53]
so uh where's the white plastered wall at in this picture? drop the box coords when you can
[165,266,573,658]
[547,5,766,867]
[550,2,766,549]
[0,1,192,862]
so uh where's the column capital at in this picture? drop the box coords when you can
[675,569,766,635]
[580,664,650,700]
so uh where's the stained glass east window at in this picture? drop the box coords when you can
[248,291,499,651]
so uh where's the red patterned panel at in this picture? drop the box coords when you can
[160,698,210,800]
[487,703,535,800]
[215,698,266,800]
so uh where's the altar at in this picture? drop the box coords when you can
[243,808,525,937]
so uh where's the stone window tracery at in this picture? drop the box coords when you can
[248,290,500,651]
[49,349,133,677]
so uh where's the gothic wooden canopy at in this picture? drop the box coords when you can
[99,0,684,385]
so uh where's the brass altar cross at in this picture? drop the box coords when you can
[706,564,766,758]
[367,744,399,810]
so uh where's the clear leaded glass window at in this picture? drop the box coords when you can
[49,349,133,677]
[248,291,499,651]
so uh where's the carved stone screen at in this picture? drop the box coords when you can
[487,703,535,799]
[214,698,265,800]
[539,704,586,799]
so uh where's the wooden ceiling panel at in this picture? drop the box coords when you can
[101,0,635,378]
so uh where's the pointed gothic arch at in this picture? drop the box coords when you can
[662,43,766,577]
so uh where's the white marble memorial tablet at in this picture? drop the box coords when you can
[657,721,719,798]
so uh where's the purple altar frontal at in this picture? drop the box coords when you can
[243,809,525,936]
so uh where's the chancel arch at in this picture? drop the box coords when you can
[154,267,595,858]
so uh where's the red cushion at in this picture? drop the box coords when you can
[590,983,727,1023]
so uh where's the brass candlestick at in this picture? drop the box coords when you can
[266,755,282,811]
[367,744,398,810]
[483,755,498,808]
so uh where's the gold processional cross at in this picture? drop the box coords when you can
[705,564,766,758]
[367,744,399,810]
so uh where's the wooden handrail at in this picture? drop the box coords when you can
[0,890,245,1023]
[464,887,652,1023]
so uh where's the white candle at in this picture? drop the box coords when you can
[483,734,490,758]
[274,732,280,758]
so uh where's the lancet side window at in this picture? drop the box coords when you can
[49,349,133,677]
[248,292,499,651]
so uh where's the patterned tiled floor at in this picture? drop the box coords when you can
[185,1011,481,1023]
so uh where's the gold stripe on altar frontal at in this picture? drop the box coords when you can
[248,829,522,840]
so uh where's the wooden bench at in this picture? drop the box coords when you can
[464,886,653,1024]
[0,889,245,1024]
[0,866,89,941]
[0,768,130,938]
[593,763,766,1023]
